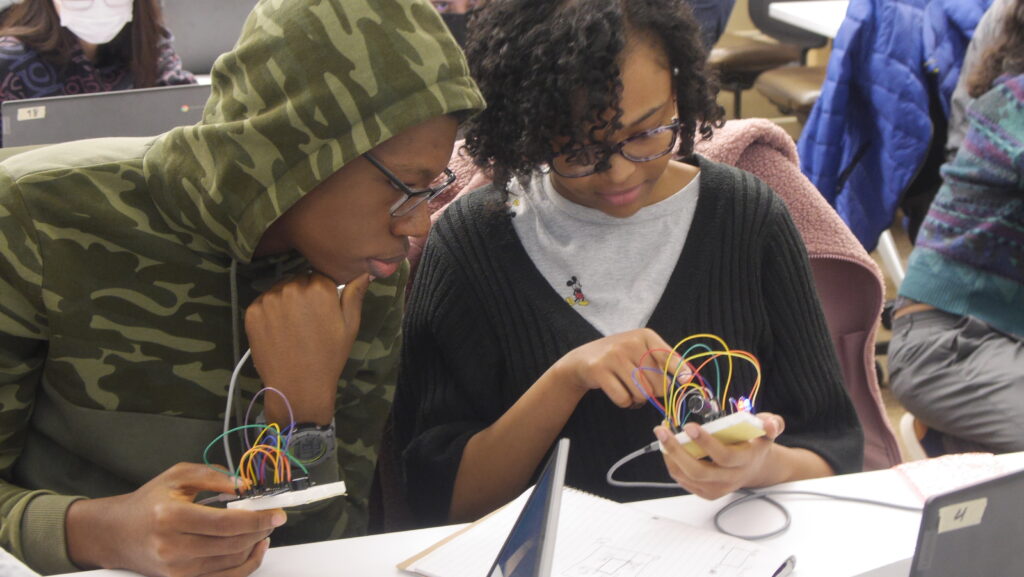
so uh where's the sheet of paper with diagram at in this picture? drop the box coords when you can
[400,486,795,577]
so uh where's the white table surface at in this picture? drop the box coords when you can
[57,473,913,577]
[53,453,1024,577]
[768,0,850,39]
[632,469,921,577]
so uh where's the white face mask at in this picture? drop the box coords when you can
[56,0,134,45]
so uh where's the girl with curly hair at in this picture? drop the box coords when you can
[394,0,863,526]
[889,0,1024,457]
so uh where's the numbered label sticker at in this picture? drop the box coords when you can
[937,498,987,534]
[16,106,46,121]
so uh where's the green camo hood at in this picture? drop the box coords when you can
[144,0,484,263]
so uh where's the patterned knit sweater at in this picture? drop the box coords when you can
[394,157,864,526]
[901,74,1024,337]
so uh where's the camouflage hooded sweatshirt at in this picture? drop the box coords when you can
[0,0,484,572]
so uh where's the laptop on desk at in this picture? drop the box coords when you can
[1,83,211,147]
[859,468,1024,577]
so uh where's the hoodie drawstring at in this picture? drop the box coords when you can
[230,259,241,365]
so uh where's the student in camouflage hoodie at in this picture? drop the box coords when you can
[0,0,484,574]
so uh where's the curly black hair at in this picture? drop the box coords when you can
[462,0,723,192]
[969,0,1024,97]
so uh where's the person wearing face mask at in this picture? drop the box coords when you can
[0,0,194,143]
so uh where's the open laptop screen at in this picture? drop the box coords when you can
[487,438,569,577]
[1,84,211,147]
[910,467,1024,577]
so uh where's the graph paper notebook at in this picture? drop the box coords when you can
[400,443,794,577]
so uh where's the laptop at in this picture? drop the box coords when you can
[1,83,211,147]
[486,438,569,577]
[861,468,1024,577]
[162,0,259,74]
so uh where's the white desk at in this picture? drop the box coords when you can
[53,453,1024,577]
[632,469,921,577]
[768,0,850,39]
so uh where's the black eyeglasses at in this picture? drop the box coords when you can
[549,119,681,178]
[364,153,457,217]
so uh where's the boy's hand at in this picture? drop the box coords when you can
[245,272,370,425]
[66,463,283,577]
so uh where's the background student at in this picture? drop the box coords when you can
[0,0,194,116]
[394,0,862,527]
[888,0,1024,457]
[685,0,735,50]
[945,0,1011,160]
[430,0,479,46]
[0,0,484,574]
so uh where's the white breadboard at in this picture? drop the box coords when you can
[659,411,766,458]
[226,480,347,511]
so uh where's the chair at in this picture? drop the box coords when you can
[748,0,828,51]
[709,0,827,119]
[749,0,830,123]
[898,412,928,462]
[754,65,826,123]
[708,34,801,119]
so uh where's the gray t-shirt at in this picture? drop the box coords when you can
[510,169,700,336]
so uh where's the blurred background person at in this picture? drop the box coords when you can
[0,0,194,112]
[888,0,1024,457]
[686,0,735,50]
[431,0,479,47]
[945,0,1010,161]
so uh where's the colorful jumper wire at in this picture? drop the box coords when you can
[631,333,762,432]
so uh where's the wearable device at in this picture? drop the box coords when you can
[289,422,336,465]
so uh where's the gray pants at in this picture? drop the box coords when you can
[889,309,1024,454]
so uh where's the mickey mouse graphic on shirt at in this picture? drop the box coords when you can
[564,276,589,306]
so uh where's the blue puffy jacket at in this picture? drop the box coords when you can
[797,0,991,251]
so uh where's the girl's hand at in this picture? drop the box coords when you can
[550,328,683,408]
[655,412,786,500]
